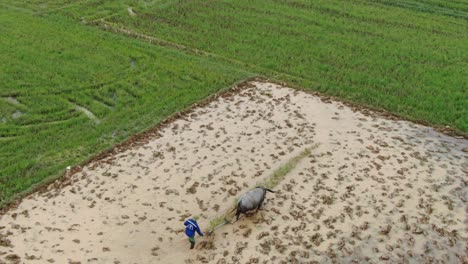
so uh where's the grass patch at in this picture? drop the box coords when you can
[208,216,228,232]
[261,147,314,189]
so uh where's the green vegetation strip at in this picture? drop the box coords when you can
[208,147,314,231]
[261,147,313,189]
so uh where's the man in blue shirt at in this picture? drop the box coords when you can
[184,216,204,249]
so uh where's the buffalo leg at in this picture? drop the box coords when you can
[256,198,265,212]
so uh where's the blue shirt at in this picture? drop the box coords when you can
[184,218,204,237]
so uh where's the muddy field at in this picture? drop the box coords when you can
[0,81,466,263]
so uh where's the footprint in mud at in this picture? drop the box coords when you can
[242,228,252,238]
[256,231,269,240]
[151,246,159,256]
[258,239,272,255]
[186,182,199,194]
[198,241,216,251]
[235,242,248,255]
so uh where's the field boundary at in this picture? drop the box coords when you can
[86,19,321,89]
[1,77,465,215]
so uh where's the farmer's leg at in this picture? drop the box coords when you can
[189,236,195,249]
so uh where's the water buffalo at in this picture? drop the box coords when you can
[235,187,275,220]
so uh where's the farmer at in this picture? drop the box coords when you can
[184,216,204,249]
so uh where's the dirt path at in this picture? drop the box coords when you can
[0,81,466,263]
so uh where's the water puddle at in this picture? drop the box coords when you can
[11,110,23,119]
[73,103,101,124]
[127,7,137,16]
[3,96,21,106]
[130,58,137,68]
